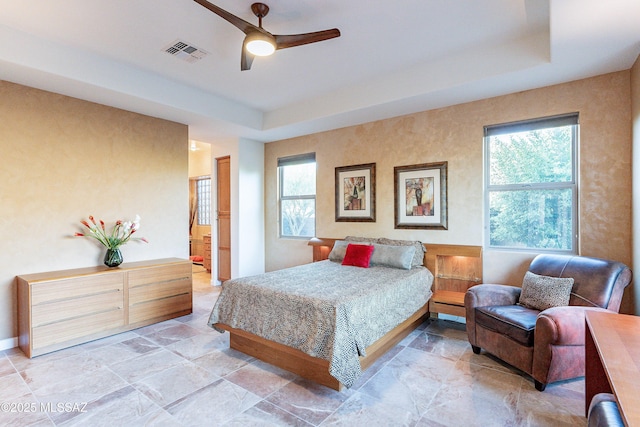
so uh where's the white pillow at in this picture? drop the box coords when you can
[376,238,425,267]
[370,243,416,270]
[328,240,349,262]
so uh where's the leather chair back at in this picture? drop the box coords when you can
[528,254,632,311]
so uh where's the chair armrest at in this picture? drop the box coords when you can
[533,306,612,385]
[465,284,521,308]
[536,306,612,346]
[464,284,521,346]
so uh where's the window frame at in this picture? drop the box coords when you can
[483,113,579,253]
[278,153,316,239]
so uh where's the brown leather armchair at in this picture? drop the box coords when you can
[465,254,632,391]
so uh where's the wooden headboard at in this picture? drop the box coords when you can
[308,237,339,262]
[308,237,481,271]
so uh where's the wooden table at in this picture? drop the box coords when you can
[585,310,640,426]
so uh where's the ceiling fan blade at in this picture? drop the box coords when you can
[241,38,255,71]
[274,29,340,50]
[193,0,259,35]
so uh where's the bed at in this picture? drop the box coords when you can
[207,237,434,390]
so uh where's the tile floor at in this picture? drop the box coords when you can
[1,266,587,426]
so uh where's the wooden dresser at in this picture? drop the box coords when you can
[17,258,192,358]
[203,234,212,273]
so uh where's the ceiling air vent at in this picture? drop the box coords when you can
[163,39,208,63]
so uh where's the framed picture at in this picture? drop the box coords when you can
[335,163,376,222]
[394,161,447,229]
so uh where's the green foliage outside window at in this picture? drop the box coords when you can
[487,124,576,251]
[279,161,316,238]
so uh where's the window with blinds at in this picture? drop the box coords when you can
[278,153,316,238]
[484,113,578,252]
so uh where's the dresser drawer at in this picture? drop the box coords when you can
[127,263,191,287]
[129,278,191,305]
[32,289,124,327]
[31,273,124,305]
[32,308,125,349]
[129,293,192,324]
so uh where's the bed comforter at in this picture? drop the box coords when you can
[207,260,433,387]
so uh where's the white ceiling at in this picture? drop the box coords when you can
[1,0,639,143]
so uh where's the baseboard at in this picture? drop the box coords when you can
[0,336,18,352]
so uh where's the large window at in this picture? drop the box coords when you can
[485,113,578,252]
[278,153,316,238]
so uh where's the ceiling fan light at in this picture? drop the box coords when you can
[245,33,276,56]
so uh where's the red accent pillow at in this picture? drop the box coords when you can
[342,243,375,268]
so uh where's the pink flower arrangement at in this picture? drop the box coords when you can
[75,215,148,249]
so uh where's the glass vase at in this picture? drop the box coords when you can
[104,248,123,267]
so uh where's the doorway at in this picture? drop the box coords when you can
[188,141,212,268]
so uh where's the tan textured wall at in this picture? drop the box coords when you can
[0,81,189,342]
[265,72,633,312]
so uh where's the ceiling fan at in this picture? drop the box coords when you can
[193,0,341,71]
